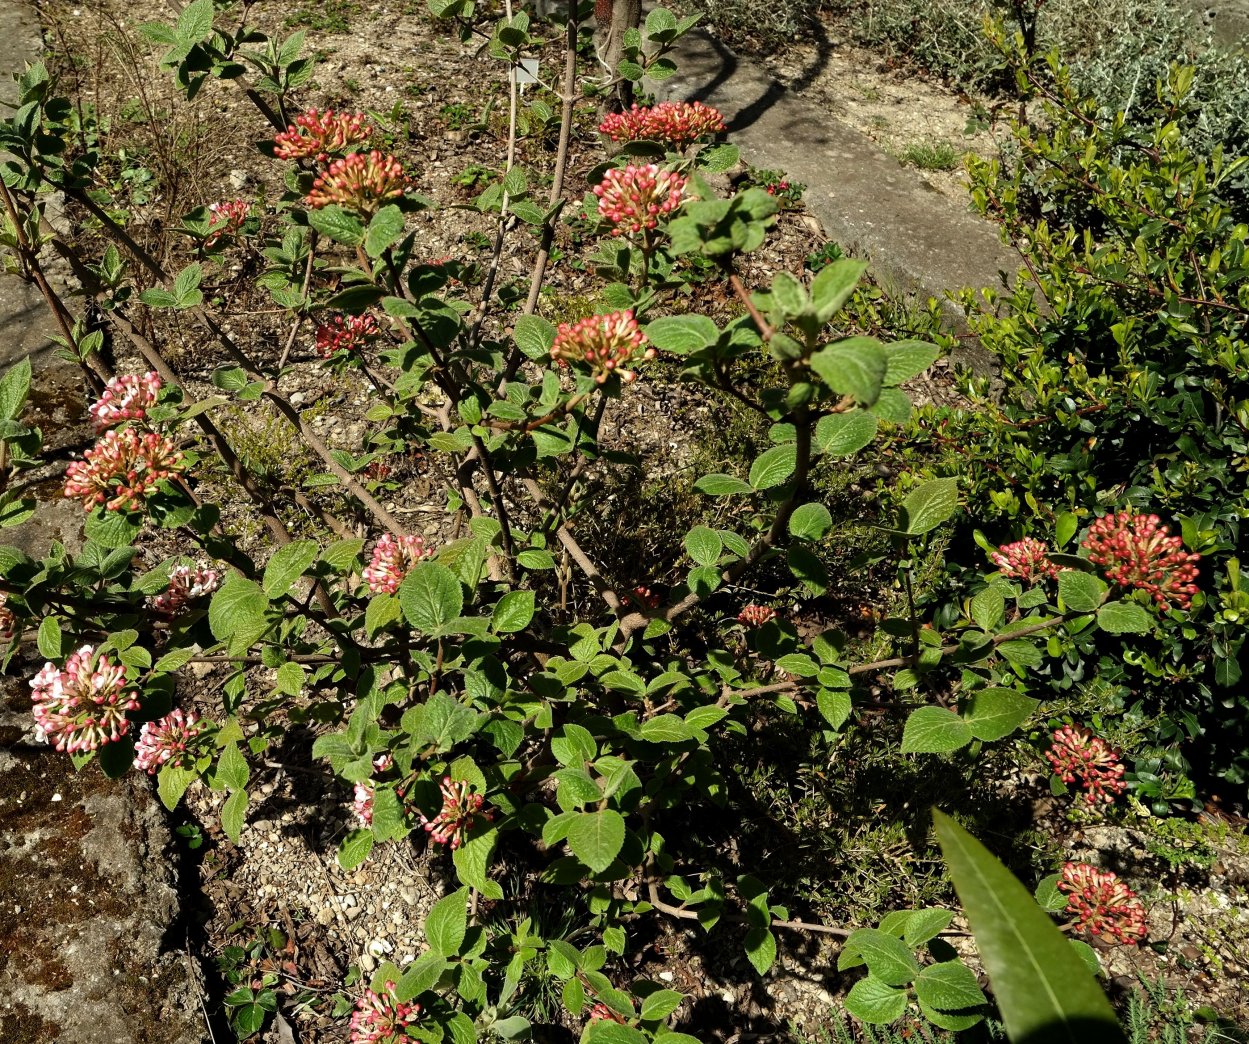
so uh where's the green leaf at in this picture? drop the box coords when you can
[844,976,907,1024]
[262,540,319,599]
[364,204,405,257]
[900,478,959,536]
[933,811,1127,1044]
[770,271,809,316]
[220,788,248,842]
[85,509,142,549]
[883,340,941,385]
[962,687,1038,742]
[216,742,250,791]
[338,827,374,870]
[901,707,973,754]
[638,714,693,743]
[869,388,912,424]
[567,810,626,874]
[914,960,987,1011]
[814,410,878,456]
[810,259,867,322]
[696,142,739,173]
[789,502,833,541]
[809,336,886,405]
[0,356,31,420]
[399,562,463,634]
[970,587,1005,632]
[514,314,556,360]
[694,473,754,496]
[816,690,851,730]
[846,928,920,985]
[1034,874,1067,914]
[307,204,365,246]
[176,0,214,40]
[639,988,684,1021]
[492,590,534,633]
[1068,939,1102,977]
[395,952,449,1002]
[1096,601,1153,634]
[157,764,197,811]
[209,575,267,642]
[645,315,717,355]
[365,593,403,636]
[684,525,722,565]
[36,615,61,659]
[749,445,796,490]
[744,927,777,976]
[425,887,469,957]
[903,908,953,946]
[517,549,556,570]
[1058,571,1108,613]
[452,825,502,899]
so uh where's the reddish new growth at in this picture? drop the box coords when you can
[204,199,250,248]
[738,604,777,628]
[273,108,373,162]
[588,1002,627,1024]
[89,371,162,432]
[420,776,490,850]
[133,709,204,774]
[550,310,654,384]
[990,537,1060,583]
[1045,725,1127,805]
[362,534,437,595]
[151,563,221,616]
[593,163,687,236]
[1058,862,1148,944]
[64,428,184,512]
[1082,511,1200,610]
[305,151,410,213]
[316,313,381,357]
[30,645,139,753]
[765,181,791,196]
[631,585,661,609]
[598,101,726,148]
[0,592,16,643]
[349,981,421,1044]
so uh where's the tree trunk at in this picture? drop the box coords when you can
[596,0,642,112]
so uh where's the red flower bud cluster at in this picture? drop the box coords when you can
[550,310,654,384]
[89,371,162,432]
[306,150,411,214]
[274,109,373,162]
[362,534,438,595]
[30,645,139,753]
[598,101,726,148]
[738,604,777,628]
[632,585,661,609]
[1058,862,1147,944]
[349,980,421,1044]
[593,163,687,236]
[204,199,250,248]
[419,776,490,850]
[64,428,185,513]
[133,709,205,774]
[1045,725,1127,805]
[989,537,1060,583]
[1081,511,1200,610]
[315,313,382,357]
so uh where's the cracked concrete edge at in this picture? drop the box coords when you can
[649,31,1014,372]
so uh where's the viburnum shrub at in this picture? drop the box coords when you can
[0,2,1186,1039]
[903,41,1249,800]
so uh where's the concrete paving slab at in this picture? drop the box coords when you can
[651,31,1018,370]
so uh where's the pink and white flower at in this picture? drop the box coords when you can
[274,109,373,162]
[89,372,162,432]
[989,537,1060,583]
[1058,862,1147,944]
[204,199,250,248]
[151,563,221,616]
[64,428,184,512]
[593,164,687,236]
[1045,725,1127,805]
[419,776,489,850]
[1081,511,1200,611]
[315,313,381,357]
[30,645,139,753]
[737,604,777,628]
[305,151,410,213]
[550,310,654,384]
[349,981,421,1044]
[362,534,437,595]
[599,101,726,148]
[133,709,204,774]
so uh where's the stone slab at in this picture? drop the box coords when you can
[650,32,1017,372]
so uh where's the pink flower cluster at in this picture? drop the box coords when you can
[151,563,221,616]
[316,313,381,357]
[133,709,204,774]
[0,591,16,643]
[593,164,687,236]
[598,101,726,148]
[588,1001,627,1024]
[1045,725,1127,805]
[274,109,373,162]
[550,310,654,384]
[1082,511,1200,611]
[306,150,411,213]
[351,754,396,828]
[89,372,162,432]
[63,428,185,512]
[30,645,139,753]
[204,199,250,248]
[420,776,490,850]
[990,537,1061,583]
[349,981,421,1044]
[1058,862,1148,944]
[362,534,438,595]
[738,604,777,628]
